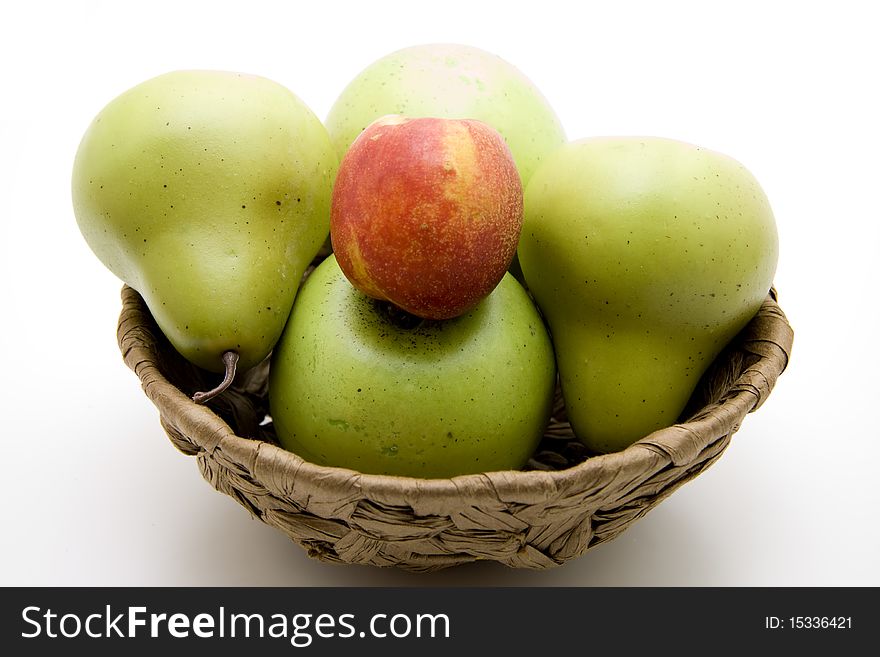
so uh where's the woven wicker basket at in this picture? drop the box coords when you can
[117,278,793,572]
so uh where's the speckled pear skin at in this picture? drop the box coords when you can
[72,70,337,372]
[519,137,779,454]
[268,255,557,479]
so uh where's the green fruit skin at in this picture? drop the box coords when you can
[519,137,779,454]
[325,43,566,186]
[72,70,337,372]
[268,255,557,479]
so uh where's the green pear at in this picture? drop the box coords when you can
[268,255,556,478]
[519,137,779,454]
[72,70,337,385]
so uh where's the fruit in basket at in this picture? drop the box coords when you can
[325,43,566,187]
[268,255,556,478]
[518,136,779,454]
[72,70,337,398]
[330,115,523,320]
[325,43,567,284]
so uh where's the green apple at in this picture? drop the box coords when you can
[325,43,566,187]
[72,70,337,385]
[268,255,556,478]
[518,136,779,454]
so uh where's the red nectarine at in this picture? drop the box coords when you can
[330,115,523,320]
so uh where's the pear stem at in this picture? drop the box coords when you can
[192,351,240,404]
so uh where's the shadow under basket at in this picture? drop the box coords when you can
[117,285,793,572]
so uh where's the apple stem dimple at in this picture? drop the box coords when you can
[192,350,240,404]
[376,300,426,330]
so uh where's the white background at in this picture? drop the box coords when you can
[2,0,877,587]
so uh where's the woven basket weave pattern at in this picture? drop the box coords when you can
[117,284,792,572]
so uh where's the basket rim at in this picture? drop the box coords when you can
[118,284,793,508]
